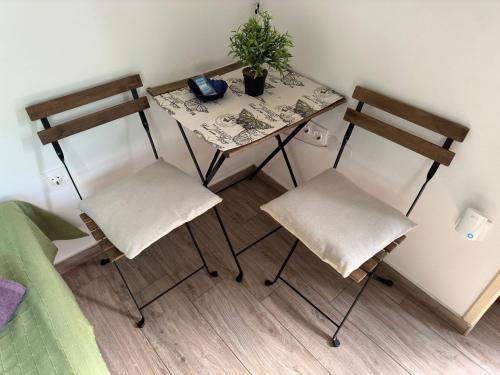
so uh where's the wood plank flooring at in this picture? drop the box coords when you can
[62,174,500,375]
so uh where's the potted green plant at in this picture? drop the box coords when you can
[229,11,293,96]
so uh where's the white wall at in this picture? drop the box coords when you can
[259,0,500,316]
[0,0,254,262]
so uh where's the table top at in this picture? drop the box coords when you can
[148,63,345,156]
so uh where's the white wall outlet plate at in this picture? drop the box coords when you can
[42,166,68,189]
[285,120,330,147]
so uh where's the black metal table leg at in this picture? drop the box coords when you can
[276,134,298,187]
[205,150,221,182]
[204,153,226,187]
[176,120,304,281]
[177,120,227,188]
[249,121,308,180]
[176,121,244,280]
[213,206,244,282]
[177,120,205,182]
[185,222,218,277]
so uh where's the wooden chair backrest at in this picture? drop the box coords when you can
[26,74,149,145]
[26,74,157,200]
[343,86,469,166]
[339,87,469,280]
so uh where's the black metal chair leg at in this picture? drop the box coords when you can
[264,239,299,286]
[185,222,218,278]
[213,206,244,282]
[113,261,146,328]
[331,266,378,347]
[136,316,145,328]
[376,276,394,287]
[100,258,111,266]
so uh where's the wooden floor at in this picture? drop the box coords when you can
[62,175,500,375]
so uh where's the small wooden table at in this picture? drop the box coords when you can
[148,62,345,188]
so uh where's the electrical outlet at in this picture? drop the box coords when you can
[286,120,330,147]
[49,175,64,186]
[43,167,67,189]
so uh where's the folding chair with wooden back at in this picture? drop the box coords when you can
[25,75,243,328]
[259,85,469,347]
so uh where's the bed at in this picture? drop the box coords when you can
[0,200,109,375]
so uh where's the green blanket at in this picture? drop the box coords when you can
[0,201,109,375]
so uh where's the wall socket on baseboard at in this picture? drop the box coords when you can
[283,120,353,158]
[42,166,68,190]
[285,120,332,147]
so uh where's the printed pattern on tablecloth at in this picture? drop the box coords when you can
[153,68,343,151]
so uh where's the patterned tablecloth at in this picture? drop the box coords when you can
[153,68,344,152]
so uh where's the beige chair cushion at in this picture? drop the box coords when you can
[79,158,221,259]
[261,169,417,277]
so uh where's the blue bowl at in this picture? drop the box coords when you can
[187,78,228,102]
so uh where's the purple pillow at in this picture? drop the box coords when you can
[0,279,26,329]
